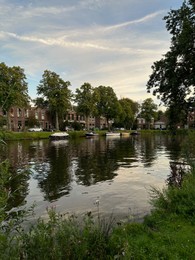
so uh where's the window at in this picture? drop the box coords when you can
[17,108,22,117]
[25,109,29,118]
[41,112,45,120]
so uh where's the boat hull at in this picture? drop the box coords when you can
[85,132,99,137]
[49,132,69,140]
[105,132,120,137]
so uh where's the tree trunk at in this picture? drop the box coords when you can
[107,118,110,131]
[55,111,59,131]
[7,109,11,131]
[86,115,89,130]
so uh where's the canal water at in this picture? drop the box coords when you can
[2,134,183,221]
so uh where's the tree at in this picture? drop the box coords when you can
[94,86,121,130]
[26,114,40,128]
[0,62,30,130]
[140,98,157,129]
[147,0,195,128]
[75,83,95,130]
[37,70,72,131]
[118,98,139,129]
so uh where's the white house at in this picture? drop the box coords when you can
[154,121,166,130]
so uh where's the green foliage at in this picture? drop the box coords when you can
[94,86,121,130]
[75,83,95,130]
[0,62,30,130]
[0,160,10,222]
[37,70,72,130]
[70,121,83,131]
[140,98,158,128]
[0,131,51,141]
[8,209,112,259]
[0,115,6,128]
[181,131,195,167]
[117,98,139,129]
[147,0,195,127]
[25,114,40,128]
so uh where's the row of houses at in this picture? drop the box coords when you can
[1,105,195,131]
[137,110,195,130]
[0,106,108,131]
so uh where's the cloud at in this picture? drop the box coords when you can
[0,0,183,105]
[103,10,166,31]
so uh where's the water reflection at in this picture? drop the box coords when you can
[1,135,183,218]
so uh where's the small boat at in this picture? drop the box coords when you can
[105,132,120,137]
[85,132,99,137]
[49,132,69,140]
[130,131,140,136]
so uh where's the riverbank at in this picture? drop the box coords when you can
[1,151,195,258]
[1,171,195,259]
[0,128,188,141]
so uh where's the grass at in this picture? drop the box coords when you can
[0,128,192,141]
[0,130,51,140]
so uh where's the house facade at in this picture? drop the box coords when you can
[65,109,108,130]
[0,106,108,131]
[154,121,166,130]
[0,106,52,131]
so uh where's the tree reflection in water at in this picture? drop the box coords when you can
[1,135,184,212]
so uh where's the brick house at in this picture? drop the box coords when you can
[0,106,108,131]
[0,106,52,131]
[65,109,108,130]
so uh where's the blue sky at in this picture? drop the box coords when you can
[0,0,184,106]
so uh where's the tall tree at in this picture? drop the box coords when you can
[37,70,72,130]
[147,0,195,127]
[0,62,30,130]
[75,83,95,130]
[140,98,157,129]
[118,98,139,129]
[94,86,121,130]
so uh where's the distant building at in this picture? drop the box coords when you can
[137,117,154,129]
[0,106,52,131]
[65,109,108,130]
[0,106,109,131]
[154,121,166,130]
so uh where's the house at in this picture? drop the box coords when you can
[0,106,52,131]
[154,120,166,130]
[137,117,154,129]
[0,106,109,131]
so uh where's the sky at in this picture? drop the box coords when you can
[0,0,184,107]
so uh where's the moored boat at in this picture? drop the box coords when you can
[130,131,140,136]
[49,132,69,140]
[85,132,99,137]
[105,132,120,137]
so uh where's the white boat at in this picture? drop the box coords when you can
[105,132,120,137]
[85,132,99,137]
[49,132,69,140]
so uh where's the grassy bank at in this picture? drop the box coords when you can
[1,131,195,259]
[0,129,181,141]
[0,130,107,141]
[0,130,52,140]
[1,165,195,259]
